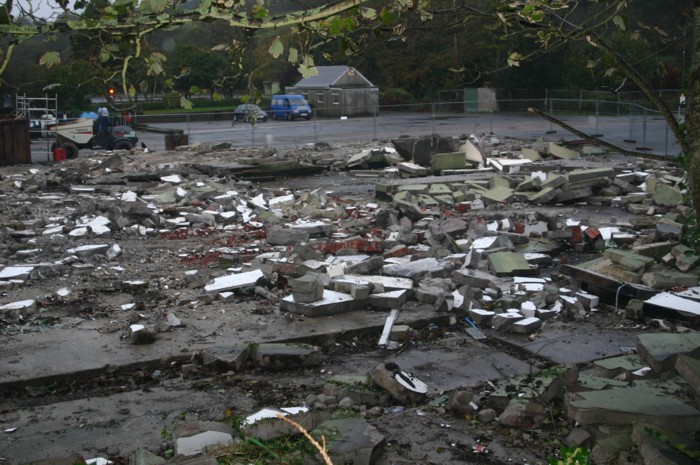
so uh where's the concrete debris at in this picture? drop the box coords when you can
[173,421,234,456]
[370,362,428,404]
[3,135,700,465]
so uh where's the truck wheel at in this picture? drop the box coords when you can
[63,142,79,159]
[114,140,133,151]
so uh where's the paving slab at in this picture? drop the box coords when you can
[568,386,700,432]
[0,306,448,387]
[494,326,642,365]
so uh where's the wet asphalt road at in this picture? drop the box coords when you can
[31,111,681,163]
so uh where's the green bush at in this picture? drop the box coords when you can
[379,88,416,106]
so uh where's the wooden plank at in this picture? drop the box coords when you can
[0,118,31,166]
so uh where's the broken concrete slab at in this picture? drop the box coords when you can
[311,414,385,465]
[204,269,264,293]
[548,142,579,160]
[280,289,361,316]
[636,332,700,373]
[643,293,700,325]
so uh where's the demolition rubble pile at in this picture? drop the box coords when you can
[0,135,699,464]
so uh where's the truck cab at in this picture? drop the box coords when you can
[270,94,312,121]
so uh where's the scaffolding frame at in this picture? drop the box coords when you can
[16,94,59,161]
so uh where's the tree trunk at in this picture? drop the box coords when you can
[686,6,700,216]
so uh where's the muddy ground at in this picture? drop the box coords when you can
[0,139,673,464]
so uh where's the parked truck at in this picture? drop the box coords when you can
[50,118,138,159]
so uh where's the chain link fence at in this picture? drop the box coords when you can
[30,90,683,162]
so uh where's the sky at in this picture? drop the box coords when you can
[14,0,67,20]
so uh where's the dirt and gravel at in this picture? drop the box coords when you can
[0,138,687,465]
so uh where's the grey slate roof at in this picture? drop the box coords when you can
[293,66,375,88]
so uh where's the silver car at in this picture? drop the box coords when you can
[232,104,268,123]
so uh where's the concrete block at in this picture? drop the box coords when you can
[292,274,325,303]
[452,269,500,288]
[554,187,593,203]
[488,252,535,277]
[492,312,524,331]
[350,284,370,300]
[253,343,322,370]
[398,162,430,176]
[469,308,495,326]
[201,345,252,371]
[383,257,448,281]
[641,271,699,289]
[574,291,599,309]
[653,183,684,207]
[568,167,615,182]
[431,152,466,172]
[369,290,408,309]
[527,187,562,204]
[604,249,655,272]
[0,299,37,320]
[675,355,700,396]
[480,186,514,204]
[633,241,678,261]
[510,316,542,334]
[280,290,361,316]
[521,147,542,161]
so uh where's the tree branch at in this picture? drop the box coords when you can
[528,107,678,162]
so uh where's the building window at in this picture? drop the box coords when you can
[332,93,340,105]
[316,91,324,103]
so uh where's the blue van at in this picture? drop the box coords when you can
[270,94,313,120]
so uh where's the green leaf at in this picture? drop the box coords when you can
[180,97,194,110]
[288,47,298,63]
[140,0,168,14]
[128,85,137,98]
[299,55,317,78]
[613,15,626,31]
[100,51,110,63]
[269,37,283,59]
[252,5,268,19]
[379,8,395,24]
[147,59,163,76]
[241,95,249,103]
[360,7,376,19]
[507,51,523,67]
[213,92,223,102]
[164,78,174,89]
[39,51,61,68]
